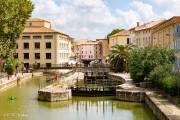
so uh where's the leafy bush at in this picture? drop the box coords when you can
[128,46,175,83]
[149,64,172,87]
[162,76,177,95]
[4,57,20,75]
[128,48,144,82]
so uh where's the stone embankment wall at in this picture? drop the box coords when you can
[38,89,72,102]
[112,73,180,120]
[144,93,169,120]
[116,90,144,102]
[116,90,180,120]
[0,73,34,90]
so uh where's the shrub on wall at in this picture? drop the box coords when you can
[162,76,177,95]
[128,46,175,83]
[149,64,173,87]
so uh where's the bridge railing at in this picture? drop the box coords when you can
[38,64,111,71]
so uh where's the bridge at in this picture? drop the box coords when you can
[39,66,111,72]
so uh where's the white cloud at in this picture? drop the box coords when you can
[152,0,180,18]
[33,0,118,39]
[115,1,156,27]
[130,1,156,21]
[32,0,157,39]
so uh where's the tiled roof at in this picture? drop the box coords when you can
[129,27,135,31]
[74,39,100,45]
[110,30,130,37]
[152,16,180,30]
[23,27,69,36]
[27,18,50,23]
[135,20,164,31]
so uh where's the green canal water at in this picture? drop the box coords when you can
[0,76,157,120]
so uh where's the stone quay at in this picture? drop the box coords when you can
[38,87,72,102]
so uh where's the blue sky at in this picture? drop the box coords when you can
[32,0,180,39]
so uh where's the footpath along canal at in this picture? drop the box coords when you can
[0,73,157,120]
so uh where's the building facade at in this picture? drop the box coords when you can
[152,17,180,49]
[16,18,71,68]
[152,16,180,64]
[96,38,109,60]
[129,27,136,45]
[108,30,130,50]
[134,20,164,48]
[73,40,103,63]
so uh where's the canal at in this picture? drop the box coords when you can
[0,75,157,120]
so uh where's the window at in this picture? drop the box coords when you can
[127,38,130,44]
[46,63,52,68]
[91,72,93,76]
[35,42,40,49]
[46,53,51,59]
[33,35,41,39]
[35,53,40,59]
[16,44,18,49]
[22,36,30,40]
[44,35,53,39]
[24,63,29,68]
[24,53,29,59]
[29,22,32,26]
[174,25,180,37]
[46,42,51,49]
[24,43,29,49]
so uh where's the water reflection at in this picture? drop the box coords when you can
[38,100,72,109]
[0,75,157,120]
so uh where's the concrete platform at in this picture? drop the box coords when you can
[38,88,72,102]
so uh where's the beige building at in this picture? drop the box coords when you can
[108,30,130,50]
[73,40,103,63]
[152,16,180,64]
[152,16,180,48]
[96,38,109,60]
[129,27,136,45]
[134,20,164,48]
[16,18,72,68]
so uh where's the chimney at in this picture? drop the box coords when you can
[137,22,140,27]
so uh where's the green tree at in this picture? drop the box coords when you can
[4,57,20,75]
[109,44,133,72]
[0,0,33,58]
[107,28,124,37]
[128,46,175,83]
